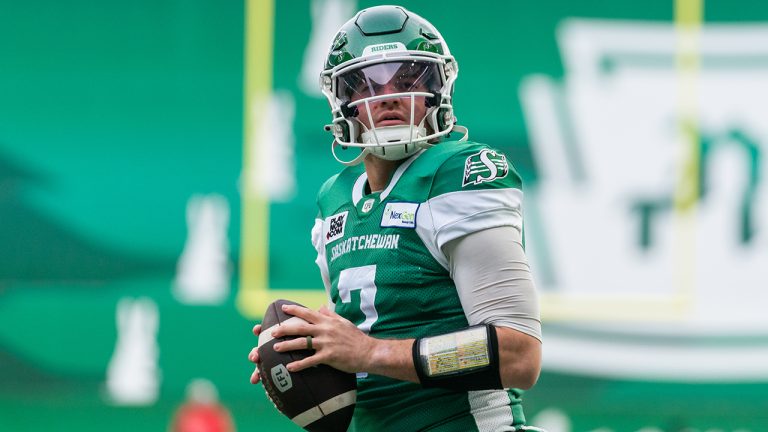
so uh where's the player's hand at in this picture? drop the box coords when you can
[270,304,375,374]
[248,323,262,384]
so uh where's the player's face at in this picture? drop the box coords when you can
[337,61,440,130]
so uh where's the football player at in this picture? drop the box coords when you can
[249,5,543,431]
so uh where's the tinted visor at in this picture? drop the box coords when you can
[336,61,442,104]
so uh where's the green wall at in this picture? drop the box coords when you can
[2,1,767,431]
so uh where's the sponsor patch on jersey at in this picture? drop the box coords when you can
[381,202,418,228]
[462,149,509,187]
[324,211,348,243]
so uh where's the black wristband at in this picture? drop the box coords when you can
[412,324,503,391]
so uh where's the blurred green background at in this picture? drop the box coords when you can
[2,0,768,431]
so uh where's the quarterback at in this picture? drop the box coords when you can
[249,5,543,431]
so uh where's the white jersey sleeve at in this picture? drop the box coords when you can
[311,217,335,308]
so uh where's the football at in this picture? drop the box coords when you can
[257,299,357,432]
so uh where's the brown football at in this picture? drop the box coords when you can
[257,299,356,432]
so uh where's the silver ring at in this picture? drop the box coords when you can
[306,335,313,350]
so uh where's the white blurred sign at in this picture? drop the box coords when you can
[521,20,768,380]
[106,297,160,405]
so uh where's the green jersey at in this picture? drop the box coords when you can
[312,140,528,431]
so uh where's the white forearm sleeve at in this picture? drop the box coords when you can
[443,226,542,342]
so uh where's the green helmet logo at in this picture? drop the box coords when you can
[319,6,464,166]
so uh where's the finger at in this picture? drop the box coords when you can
[282,304,323,323]
[287,354,322,372]
[250,367,261,384]
[318,305,333,316]
[253,323,262,336]
[248,347,260,363]
[319,305,341,318]
[274,335,317,353]
[272,320,315,338]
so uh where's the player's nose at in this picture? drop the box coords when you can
[375,88,403,106]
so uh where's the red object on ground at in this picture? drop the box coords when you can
[171,402,235,432]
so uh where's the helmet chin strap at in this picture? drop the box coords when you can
[361,122,429,161]
[331,124,469,167]
[331,140,370,166]
[360,124,428,145]
[452,125,469,142]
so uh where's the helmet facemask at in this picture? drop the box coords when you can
[321,53,458,165]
